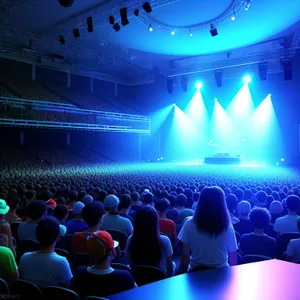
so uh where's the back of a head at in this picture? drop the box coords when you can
[36,217,60,247]
[176,194,187,207]
[154,198,170,213]
[243,189,253,200]
[192,192,200,203]
[194,187,229,236]
[27,200,47,221]
[6,194,20,211]
[81,201,105,226]
[118,194,132,210]
[226,194,238,213]
[286,195,300,212]
[184,188,193,199]
[234,189,244,201]
[269,200,283,215]
[249,207,271,229]
[167,194,176,207]
[53,204,69,222]
[131,191,140,202]
[39,189,52,201]
[143,192,154,205]
[237,201,251,216]
[81,194,93,205]
[130,206,161,265]
[256,191,267,204]
[68,190,78,203]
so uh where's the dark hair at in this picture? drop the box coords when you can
[167,195,176,207]
[194,187,229,237]
[39,190,52,201]
[297,217,300,232]
[131,191,140,202]
[26,190,36,200]
[243,189,253,200]
[286,195,300,212]
[81,202,104,226]
[234,189,244,201]
[176,194,187,207]
[155,198,170,213]
[118,194,132,210]
[226,194,238,213]
[142,193,153,205]
[6,194,20,211]
[249,207,271,229]
[36,217,59,246]
[129,206,162,266]
[56,196,66,205]
[256,191,267,203]
[192,192,200,203]
[27,200,47,221]
[68,190,78,203]
[53,204,69,222]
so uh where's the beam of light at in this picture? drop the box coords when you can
[250,94,283,161]
[243,75,251,83]
[195,82,203,89]
[166,104,199,160]
[149,104,173,135]
[227,83,255,145]
[211,100,237,154]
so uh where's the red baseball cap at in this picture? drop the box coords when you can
[46,199,57,209]
[86,231,119,259]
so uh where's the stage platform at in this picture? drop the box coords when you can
[204,157,242,164]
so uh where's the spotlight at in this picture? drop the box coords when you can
[171,30,175,35]
[195,82,203,89]
[243,75,251,83]
[120,7,129,26]
[87,16,93,32]
[59,35,65,45]
[214,69,223,87]
[181,76,188,92]
[210,24,218,37]
[259,61,267,81]
[109,15,115,25]
[113,23,121,32]
[276,162,279,166]
[214,98,218,102]
[133,9,139,16]
[161,157,164,160]
[148,24,153,32]
[281,158,285,162]
[58,0,74,7]
[245,0,251,10]
[231,12,236,21]
[268,94,272,97]
[189,29,193,36]
[73,28,80,38]
[142,2,152,13]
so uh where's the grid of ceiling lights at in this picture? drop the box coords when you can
[145,0,253,37]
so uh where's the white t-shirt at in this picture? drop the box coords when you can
[274,215,299,235]
[178,218,237,270]
[101,214,133,236]
[286,238,300,261]
[19,252,73,287]
[125,234,173,273]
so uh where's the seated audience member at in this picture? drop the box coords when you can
[226,194,240,225]
[274,195,300,236]
[125,206,174,277]
[53,204,69,224]
[178,187,237,272]
[141,191,154,207]
[73,202,105,253]
[269,201,283,224]
[176,194,194,224]
[118,194,134,224]
[19,217,73,287]
[0,199,16,257]
[46,199,57,209]
[184,188,194,208]
[234,201,253,236]
[286,217,300,262]
[0,233,19,283]
[101,195,133,236]
[18,200,47,241]
[64,201,87,234]
[255,191,268,208]
[130,191,142,212]
[234,189,244,202]
[191,192,200,210]
[74,231,136,298]
[155,198,177,245]
[5,194,22,224]
[166,194,179,223]
[81,194,93,205]
[239,208,277,258]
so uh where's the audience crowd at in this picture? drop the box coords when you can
[1,161,300,299]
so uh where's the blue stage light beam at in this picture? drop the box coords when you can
[149,104,173,135]
[243,75,251,84]
[195,82,203,89]
[250,94,283,162]
[212,100,236,153]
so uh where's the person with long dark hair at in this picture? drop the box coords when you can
[125,206,174,276]
[178,186,237,272]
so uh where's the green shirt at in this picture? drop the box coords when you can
[0,246,17,280]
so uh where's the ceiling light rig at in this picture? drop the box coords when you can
[137,0,253,37]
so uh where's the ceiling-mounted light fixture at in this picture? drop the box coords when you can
[171,30,175,35]
[210,24,218,37]
[148,24,153,32]
[142,2,152,13]
[189,29,193,36]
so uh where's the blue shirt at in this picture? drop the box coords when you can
[64,219,88,234]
